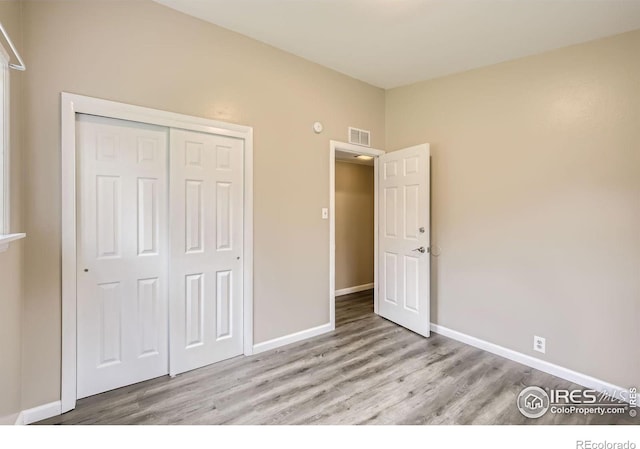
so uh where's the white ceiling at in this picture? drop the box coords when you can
[336,150,375,166]
[154,0,640,89]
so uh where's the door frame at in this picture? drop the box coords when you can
[61,92,254,413]
[329,141,385,328]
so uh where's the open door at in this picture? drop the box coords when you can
[377,144,430,337]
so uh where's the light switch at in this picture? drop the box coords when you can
[322,208,329,219]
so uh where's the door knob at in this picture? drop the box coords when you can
[413,247,426,254]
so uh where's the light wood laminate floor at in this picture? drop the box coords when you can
[41,290,635,425]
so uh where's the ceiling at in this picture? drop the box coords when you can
[154,0,640,89]
[336,150,375,166]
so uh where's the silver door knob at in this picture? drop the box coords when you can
[413,247,426,254]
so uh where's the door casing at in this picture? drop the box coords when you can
[329,140,385,327]
[61,93,254,413]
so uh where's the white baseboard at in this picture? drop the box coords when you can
[0,412,20,425]
[253,322,333,354]
[430,323,630,402]
[21,400,62,425]
[335,283,374,297]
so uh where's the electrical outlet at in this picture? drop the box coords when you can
[534,336,546,354]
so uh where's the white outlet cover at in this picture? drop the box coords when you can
[534,336,546,354]
[322,208,329,219]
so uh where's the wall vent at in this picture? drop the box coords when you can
[348,127,371,147]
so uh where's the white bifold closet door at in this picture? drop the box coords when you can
[169,129,244,376]
[77,115,170,399]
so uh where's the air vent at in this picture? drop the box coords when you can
[348,127,371,147]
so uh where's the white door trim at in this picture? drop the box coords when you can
[61,92,254,413]
[329,140,385,329]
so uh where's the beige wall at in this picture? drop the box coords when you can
[19,0,384,408]
[0,0,24,423]
[335,162,374,291]
[386,30,640,388]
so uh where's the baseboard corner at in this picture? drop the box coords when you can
[252,322,333,354]
[335,282,374,297]
[14,412,24,425]
[21,400,62,425]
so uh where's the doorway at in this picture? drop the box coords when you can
[329,141,383,328]
[62,93,254,413]
[334,148,376,325]
[329,141,431,336]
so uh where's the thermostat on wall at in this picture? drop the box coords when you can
[313,122,323,134]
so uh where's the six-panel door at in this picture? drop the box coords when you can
[169,129,244,376]
[378,144,431,337]
[76,115,170,399]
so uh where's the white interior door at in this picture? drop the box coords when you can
[77,114,169,399]
[169,129,244,376]
[378,144,430,337]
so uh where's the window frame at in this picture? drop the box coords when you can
[0,40,25,252]
[0,41,8,236]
